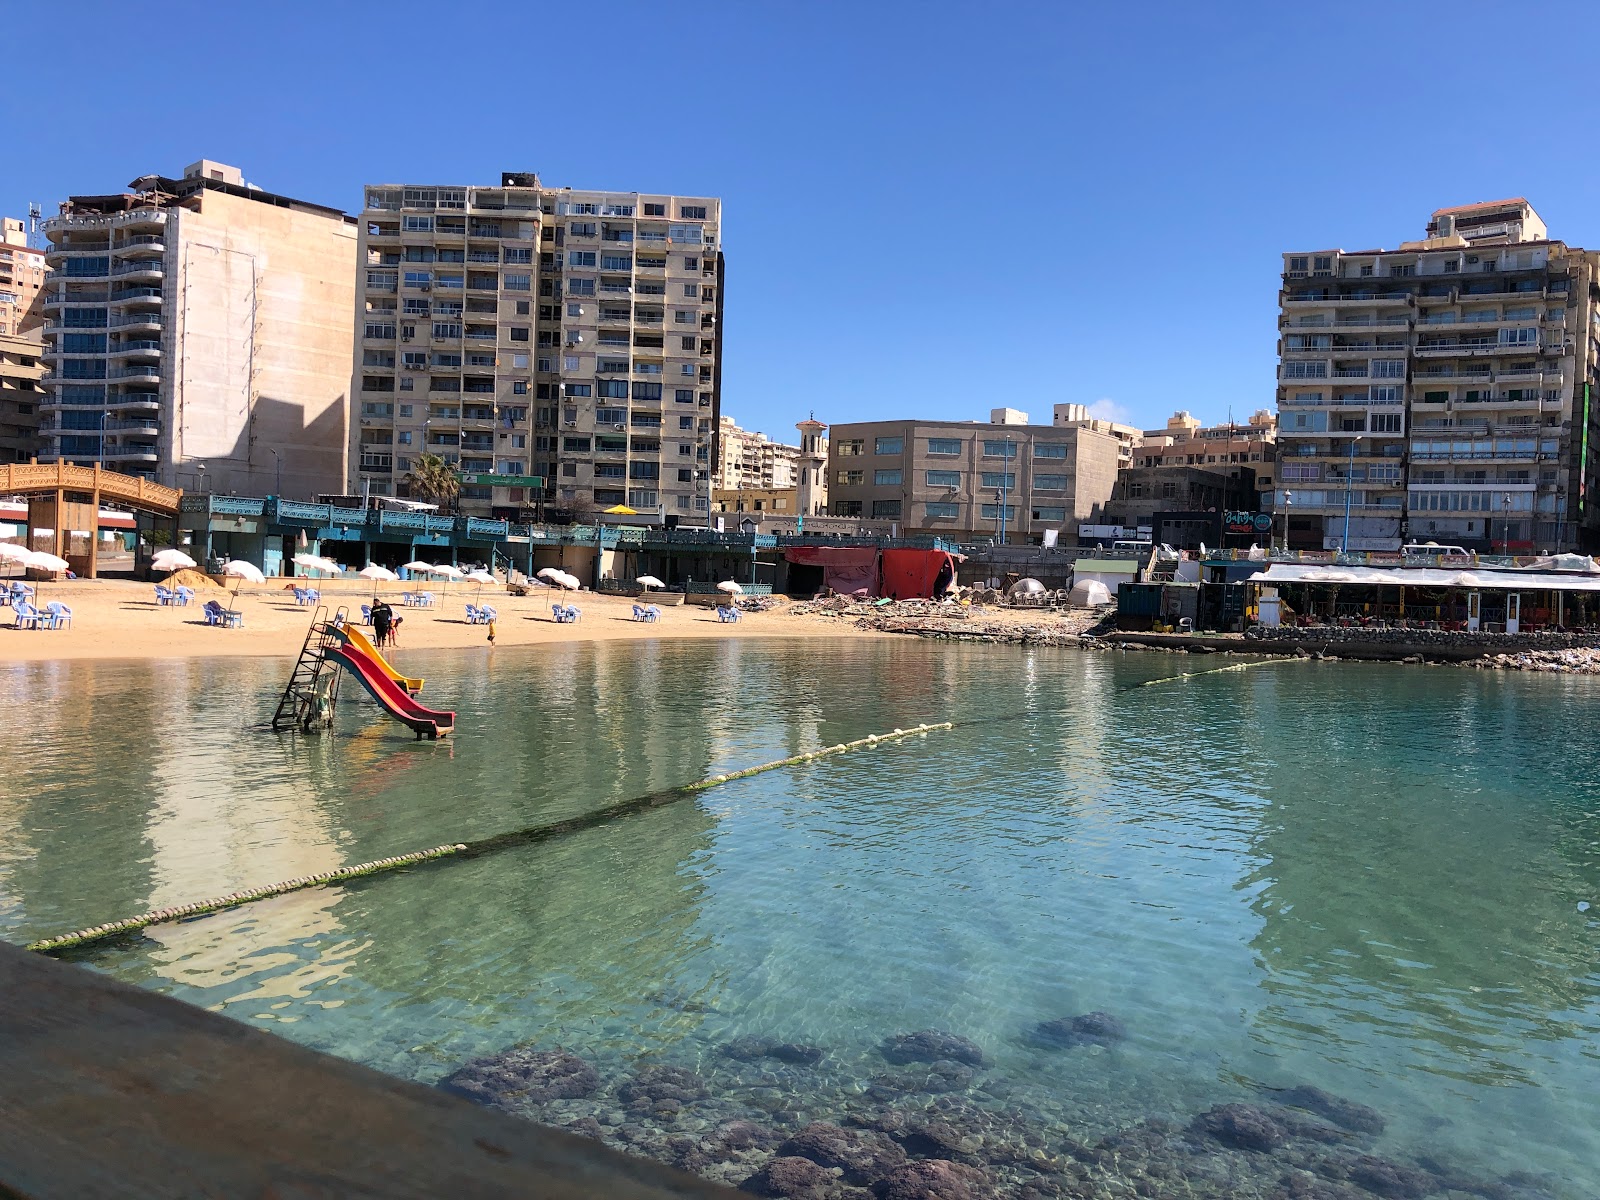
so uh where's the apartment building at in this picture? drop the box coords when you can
[39,160,357,496]
[715,415,800,490]
[826,413,1121,542]
[1052,403,1142,466]
[1134,409,1277,504]
[352,175,724,519]
[1278,199,1600,552]
[0,329,44,462]
[0,217,45,336]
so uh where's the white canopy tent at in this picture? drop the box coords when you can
[1247,564,1600,593]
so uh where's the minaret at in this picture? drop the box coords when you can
[795,415,828,517]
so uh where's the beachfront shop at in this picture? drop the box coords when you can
[176,496,514,577]
[1247,563,1600,632]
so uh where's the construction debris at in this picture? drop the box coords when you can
[1474,647,1600,674]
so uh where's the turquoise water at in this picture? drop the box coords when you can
[2,641,1598,1195]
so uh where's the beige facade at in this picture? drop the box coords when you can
[0,218,45,337]
[825,416,1121,542]
[1052,403,1142,466]
[714,485,797,514]
[794,417,828,516]
[1278,198,1600,552]
[1134,409,1277,500]
[352,177,723,519]
[39,161,357,496]
[715,415,799,490]
[0,329,44,462]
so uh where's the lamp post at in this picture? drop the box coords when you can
[1500,492,1512,555]
[992,489,1004,542]
[1281,489,1292,554]
[1340,436,1362,554]
[998,436,1013,545]
[269,447,282,498]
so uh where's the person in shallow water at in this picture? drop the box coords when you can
[370,597,393,645]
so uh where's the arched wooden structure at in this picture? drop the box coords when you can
[0,460,182,578]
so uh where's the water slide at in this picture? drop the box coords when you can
[326,643,455,739]
[329,624,423,694]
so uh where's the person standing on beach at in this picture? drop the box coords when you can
[371,597,393,646]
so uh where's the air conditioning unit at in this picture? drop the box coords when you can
[613,423,626,431]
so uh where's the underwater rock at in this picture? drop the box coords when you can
[1342,1154,1439,1198]
[868,1060,976,1098]
[1281,1085,1387,1135]
[438,1047,600,1110]
[778,1122,907,1186]
[1028,1012,1127,1050]
[1190,1103,1288,1152]
[619,1064,709,1109]
[880,1030,988,1067]
[897,1119,982,1162]
[740,1155,836,1198]
[725,1035,827,1066]
[872,1159,992,1200]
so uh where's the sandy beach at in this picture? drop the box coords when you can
[0,578,887,663]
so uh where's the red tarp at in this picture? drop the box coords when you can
[783,545,880,596]
[880,549,957,601]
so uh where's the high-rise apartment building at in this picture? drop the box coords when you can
[39,161,357,495]
[825,414,1121,542]
[1278,199,1600,552]
[0,217,46,336]
[0,329,44,462]
[715,415,799,490]
[352,175,724,519]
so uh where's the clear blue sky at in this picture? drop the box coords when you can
[12,1,1600,444]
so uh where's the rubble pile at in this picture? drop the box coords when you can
[1475,646,1600,674]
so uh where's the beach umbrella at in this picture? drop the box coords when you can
[0,543,29,577]
[24,551,70,574]
[151,548,197,573]
[221,559,264,593]
[293,552,342,577]
[358,564,398,582]
[536,567,562,581]
[636,575,665,590]
[717,580,743,595]
[464,568,495,598]
[430,564,464,579]
[401,560,433,582]
[553,571,581,590]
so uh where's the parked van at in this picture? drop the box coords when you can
[1111,540,1153,556]
[1402,543,1471,558]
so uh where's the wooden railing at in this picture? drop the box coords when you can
[0,461,181,515]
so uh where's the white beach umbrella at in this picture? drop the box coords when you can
[553,571,581,590]
[0,542,31,566]
[151,548,197,573]
[430,564,465,580]
[24,551,70,574]
[401,561,434,579]
[293,552,342,576]
[636,575,665,589]
[358,564,399,582]
[717,580,743,595]
[536,567,562,581]
[464,570,496,584]
[222,560,265,584]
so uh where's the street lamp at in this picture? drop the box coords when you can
[1500,492,1512,555]
[992,489,1004,542]
[998,436,1013,545]
[1281,489,1292,554]
[1339,436,1363,554]
[269,447,282,497]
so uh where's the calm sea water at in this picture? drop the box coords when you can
[2,640,1597,1192]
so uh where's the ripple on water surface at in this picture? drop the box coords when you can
[3,644,1599,1195]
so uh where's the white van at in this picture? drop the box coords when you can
[1402,543,1470,558]
[1111,540,1153,556]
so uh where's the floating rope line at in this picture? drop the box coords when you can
[28,723,952,956]
[1131,657,1304,688]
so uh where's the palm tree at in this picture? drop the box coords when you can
[402,453,461,507]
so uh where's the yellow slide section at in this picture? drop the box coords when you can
[335,624,424,695]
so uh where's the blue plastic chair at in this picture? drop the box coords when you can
[44,601,72,630]
[11,599,43,630]
[154,585,175,606]
[175,586,194,606]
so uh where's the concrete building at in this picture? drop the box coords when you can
[1278,198,1600,552]
[352,176,724,520]
[39,160,357,497]
[1052,403,1143,466]
[0,329,44,462]
[825,414,1121,543]
[715,415,799,491]
[1106,465,1259,544]
[794,417,828,517]
[1133,409,1277,506]
[0,218,46,336]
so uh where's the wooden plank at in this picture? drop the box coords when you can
[0,943,736,1199]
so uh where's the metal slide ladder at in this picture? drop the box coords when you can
[270,606,348,732]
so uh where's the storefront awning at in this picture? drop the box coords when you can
[1249,564,1600,592]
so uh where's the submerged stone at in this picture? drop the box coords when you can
[619,1063,708,1108]
[438,1047,600,1110]
[778,1121,907,1185]
[868,1059,976,1097]
[1343,1154,1438,1198]
[1190,1102,1288,1152]
[740,1155,835,1198]
[873,1159,992,1200]
[1281,1084,1387,1135]
[1028,1011,1127,1050]
[880,1030,988,1067]
[724,1035,827,1066]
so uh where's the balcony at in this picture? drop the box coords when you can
[110,288,163,307]
[358,454,394,472]
[43,209,166,236]
[43,290,110,309]
[106,394,160,411]
[110,340,162,360]
[102,447,159,463]
[111,259,164,280]
[110,364,161,381]
[1284,291,1413,307]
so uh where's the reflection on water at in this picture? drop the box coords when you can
[3,644,1599,1194]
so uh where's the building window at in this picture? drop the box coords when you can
[872,500,902,518]
[1034,443,1068,459]
[644,203,666,217]
[837,469,864,485]
[1034,474,1067,491]
[682,283,700,299]
[874,436,903,455]
[979,504,1017,520]
[401,215,434,232]
[925,470,961,488]
[403,271,431,289]
[874,469,903,485]
[513,381,528,395]
[925,501,959,518]
[926,438,962,456]
[504,273,531,291]
[980,472,1016,489]
[1032,506,1066,522]
[680,205,707,219]
[833,500,862,517]
[981,439,1016,457]
[837,439,864,456]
